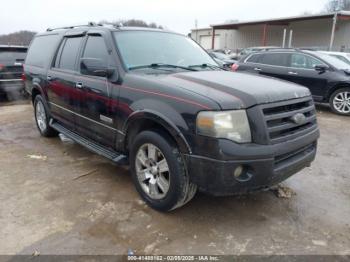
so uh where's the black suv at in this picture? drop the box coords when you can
[24,24,319,211]
[0,45,27,100]
[235,49,350,115]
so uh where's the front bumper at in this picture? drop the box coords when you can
[183,128,319,196]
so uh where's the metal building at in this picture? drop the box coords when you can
[190,11,350,52]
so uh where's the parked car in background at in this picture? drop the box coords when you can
[235,49,350,115]
[238,46,279,59]
[0,45,27,100]
[24,24,318,211]
[318,51,350,65]
[211,48,238,60]
[208,50,236,70]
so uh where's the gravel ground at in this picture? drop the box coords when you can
[0,101,349,255]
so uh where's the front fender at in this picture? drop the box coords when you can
[122,100,192,154]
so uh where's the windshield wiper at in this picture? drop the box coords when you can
[129,63,197,71]
[189,63,226,71]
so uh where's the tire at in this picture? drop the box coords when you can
[34,95,58,137]
[329,88,350,116]
[130,130,197,212]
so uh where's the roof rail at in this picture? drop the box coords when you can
[46,22,97,32]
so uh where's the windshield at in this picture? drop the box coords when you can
[315,52,350,70]
[330,54,350,65]
[113,31,216,70]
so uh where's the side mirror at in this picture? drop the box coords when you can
[80,58,114,78]
[315,64,329,72]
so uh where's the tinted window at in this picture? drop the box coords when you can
[246,54,261,63]
[290,54,324,69]
[58,37,83,71]
[0,49,27,63]
[26,35,59,68]
[259,53,289,66]
[82,36,108,62]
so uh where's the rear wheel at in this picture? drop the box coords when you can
[330,88,350,116]
[130,130,197,211]
[34,95,58,137]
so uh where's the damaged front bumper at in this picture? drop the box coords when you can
[183,128,319,196]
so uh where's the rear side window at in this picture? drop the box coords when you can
[259,53,289,67]
[0,48,27,63]
[56,37,83,71]
[26,35,59,68]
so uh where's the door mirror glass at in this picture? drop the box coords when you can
[80,58,114,77]
[315,64,329,72]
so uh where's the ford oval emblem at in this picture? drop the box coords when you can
[290,113,306,125]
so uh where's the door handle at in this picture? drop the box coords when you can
[47,75,52,81]
[254,67,262,71]
[75,82,84,89]
[288,71,298,75]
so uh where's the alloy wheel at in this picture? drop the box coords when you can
[333,91,350,114]
[135,143,170,200]
[36,100,47,132]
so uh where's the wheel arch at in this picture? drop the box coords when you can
[122,110,192,154]
[327,82,350,101]
[31,84,44,104]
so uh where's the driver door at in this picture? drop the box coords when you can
[74,33,116,148]
[285,53,329,100]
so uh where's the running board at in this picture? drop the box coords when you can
[49,120,128,165]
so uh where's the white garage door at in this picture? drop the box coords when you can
[199,35,212,49]
[199,35,221,50]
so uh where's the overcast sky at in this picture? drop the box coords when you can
[0,0,329,35]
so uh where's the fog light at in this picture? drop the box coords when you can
[233,165,243,178]
[233,165,253,182]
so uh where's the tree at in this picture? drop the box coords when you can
[99,19,164,29]
[324,0,350,12]
[0,31,36,46]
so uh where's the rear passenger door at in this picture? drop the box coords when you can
[47,34,84,129]
[253,53,291,81]
[74,33,116,148]
[239,53,291,81]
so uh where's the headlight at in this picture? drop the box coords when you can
[196,110,252,143]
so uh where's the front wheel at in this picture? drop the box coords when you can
[130,130,197,211]
[34,95,58,137]
[330,88,350,115]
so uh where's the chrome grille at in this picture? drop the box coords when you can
[261,97,317,144]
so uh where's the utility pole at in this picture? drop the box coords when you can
[329,12,338,51]
[282,28,287,48]
[288,30,293,48]
[195,19,198,42]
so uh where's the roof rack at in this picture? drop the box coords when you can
[46,22,97,32]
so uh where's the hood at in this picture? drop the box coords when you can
[164,71,311,109]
